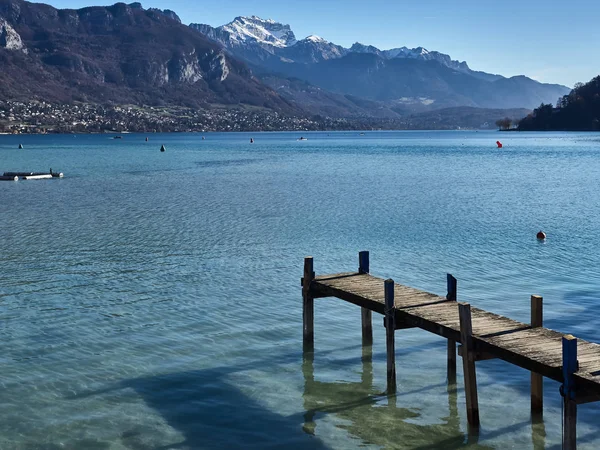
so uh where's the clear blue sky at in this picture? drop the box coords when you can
[46,0,600,87]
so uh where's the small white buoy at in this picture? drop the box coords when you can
[536,231,546,240]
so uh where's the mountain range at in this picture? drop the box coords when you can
[191,16,570,114]
[0,1,571,127]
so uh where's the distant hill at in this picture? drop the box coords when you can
[518,76,600,131]
[404,107,531,130]
[0,0,297,112]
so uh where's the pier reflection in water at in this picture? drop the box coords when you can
[302,345,548,449]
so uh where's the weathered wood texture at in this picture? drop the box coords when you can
[385,279,397,394]
[459,303,480,427]
[302,257,315,351]
[310,271,600,394]
[562,335,578,450]
[359,251,373,344]
[446,274,457,381]
[530,295,543,414]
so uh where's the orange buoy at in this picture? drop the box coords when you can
[536,231,546,240]
[496,141,503,148]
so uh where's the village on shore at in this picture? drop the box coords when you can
[0,101,363,134]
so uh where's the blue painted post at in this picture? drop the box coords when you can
[358,251,370,274]
[385,279,396,394]
[359,251,372,344]
[562,335,578,450]
[447,274,457,382]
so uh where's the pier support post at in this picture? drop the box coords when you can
[447,274,457,383]
[303,257,315,351]
[562,335,578,450]
[385,279,397,394]
[359,251,373,345]
[530,295,544,415]
[459,303,480,427]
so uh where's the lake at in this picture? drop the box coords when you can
[1,130,600,449]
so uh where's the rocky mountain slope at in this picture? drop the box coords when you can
[0,1,296,111]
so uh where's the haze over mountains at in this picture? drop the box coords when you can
[0,0,571,127]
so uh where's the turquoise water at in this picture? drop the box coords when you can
[1,131,600,449]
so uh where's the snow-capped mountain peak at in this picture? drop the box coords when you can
[220,16,296,48]
[190,16,470,71]
[305,35,326,43]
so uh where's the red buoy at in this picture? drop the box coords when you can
[536,231,546,240]
[496,141,503,148]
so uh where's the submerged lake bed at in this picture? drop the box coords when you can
[1,131,600,449]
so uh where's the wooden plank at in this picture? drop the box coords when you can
[303,257,315,351]
[562,335,578,450]
[576,392,600,405]
[311,283,386,314]
[459,303,479,427]
[385,279,396,394]
[458,345,497,361]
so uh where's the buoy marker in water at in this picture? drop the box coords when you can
[160,144,166,152]
[18,144,23,149]
[537,231,546,240]
[496,141,503,148]
[250,138,254,144]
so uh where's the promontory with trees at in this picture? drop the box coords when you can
[518,76,600,131]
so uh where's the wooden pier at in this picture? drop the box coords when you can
[301,252,600,450]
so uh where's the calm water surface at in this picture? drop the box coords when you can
[1,131,600,449]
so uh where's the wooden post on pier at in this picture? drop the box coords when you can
[447,274,457,382]
[359,251,373,345]
[530,295,544,415]
[303,257,315,351]
[562,335,578,450]
[385,279,397,394]
[459,303,480,427]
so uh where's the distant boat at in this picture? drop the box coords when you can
[113,136,123,139]
[298,137,308,141]
[3,170,63,179]
[359,133,365,136]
